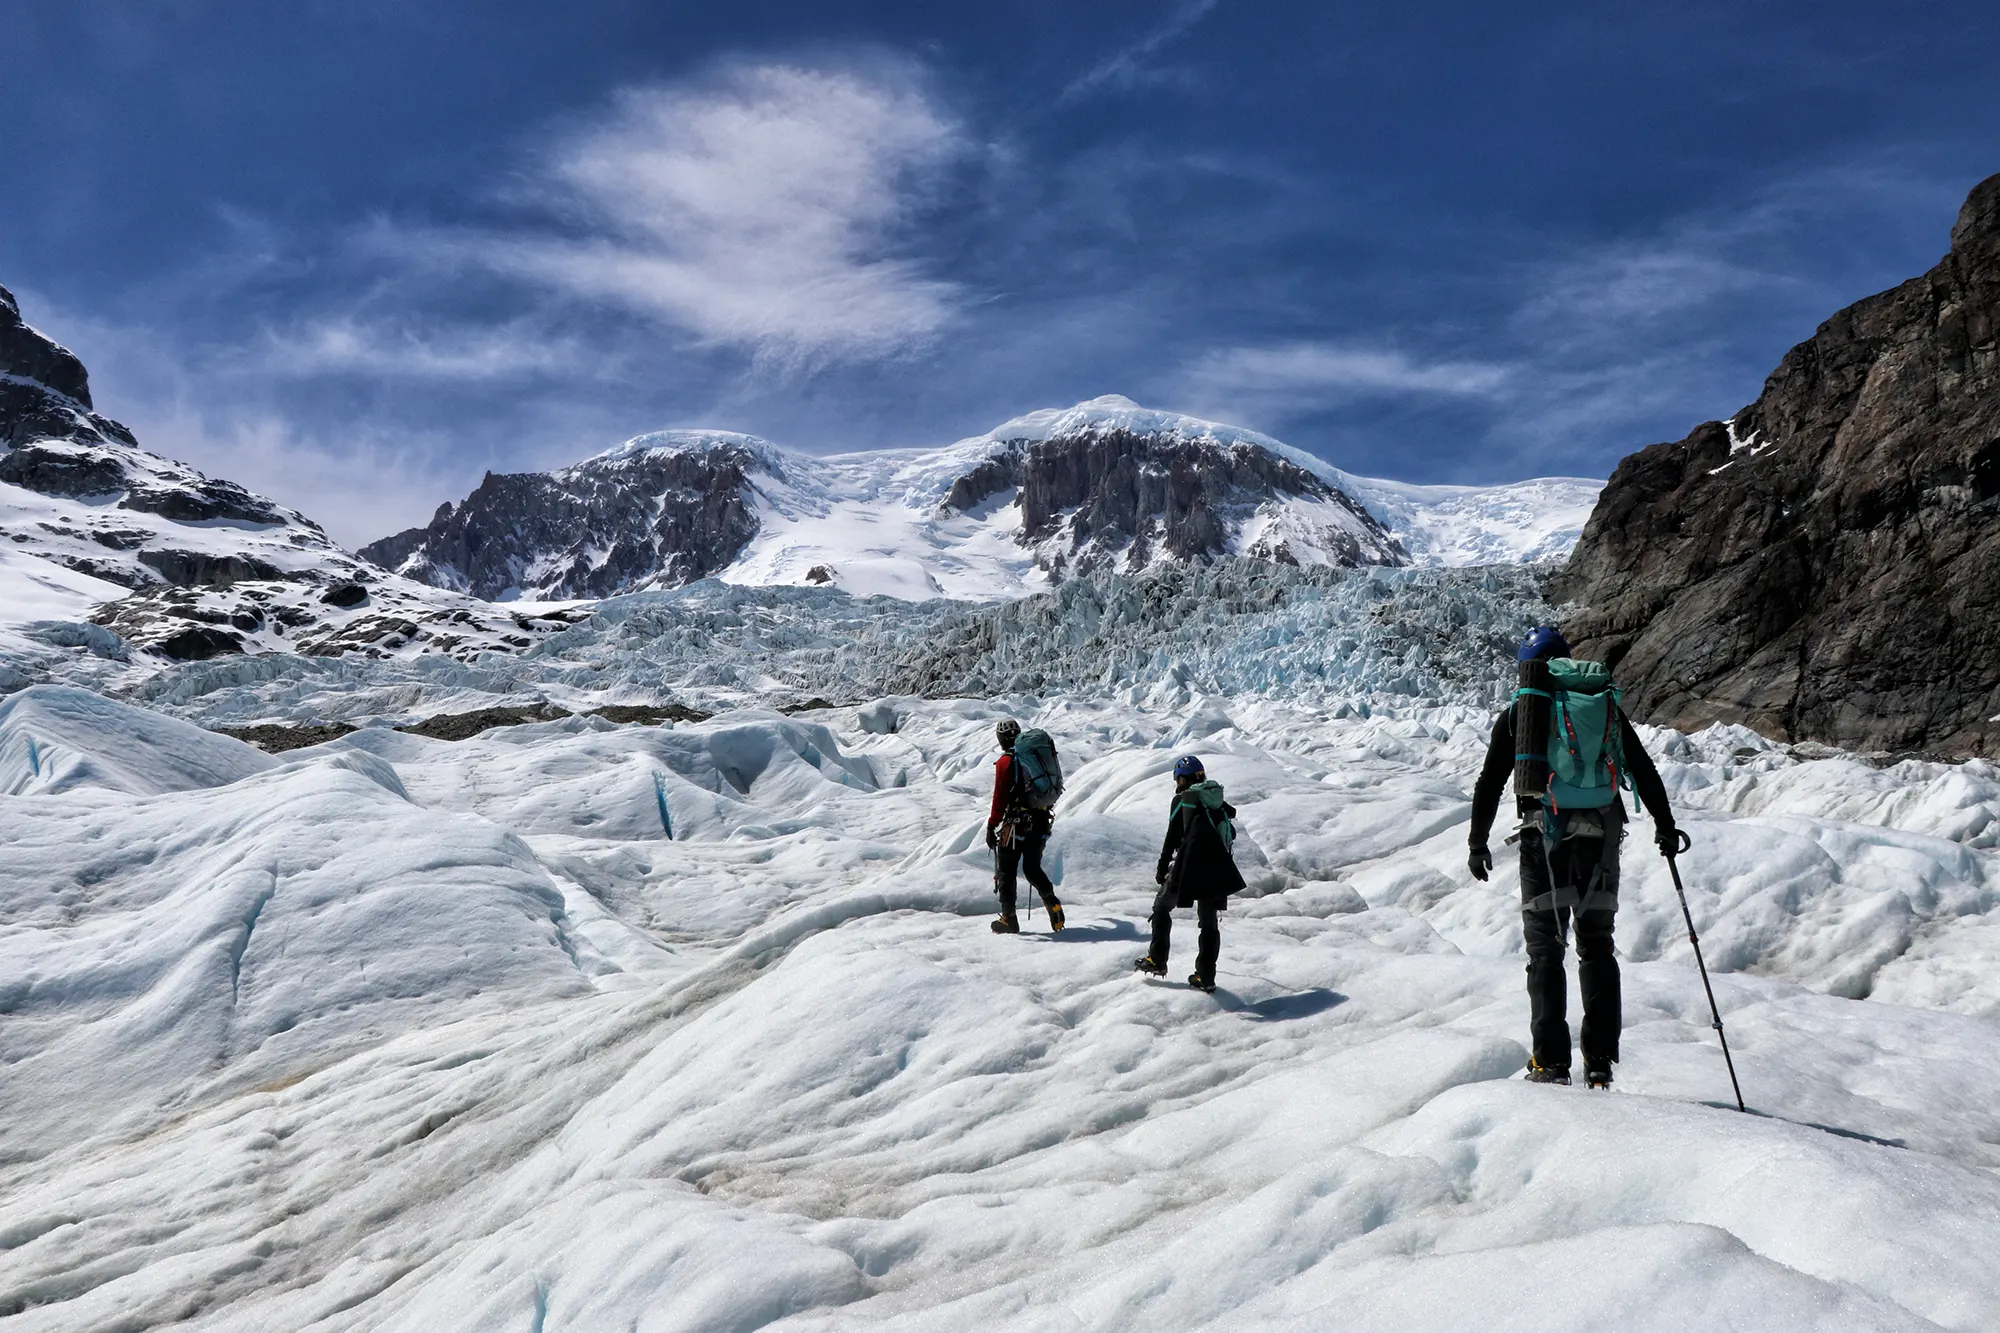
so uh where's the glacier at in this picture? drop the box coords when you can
[2,554,1999,1330]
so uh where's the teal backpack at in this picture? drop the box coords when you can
[1516,658,1635,813]
[1011,729,1065,810]
[1178,779,1237,851]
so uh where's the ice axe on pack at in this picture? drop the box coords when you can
[1663,828,1746,1112]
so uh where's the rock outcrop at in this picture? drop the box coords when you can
[1553,173,2000,757]
[1,284,138,450]
[360,434,767,601]
[943,422,1402,573]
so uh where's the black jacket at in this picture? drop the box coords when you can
[1469,704,1674,849]
[1156,788,1247,907]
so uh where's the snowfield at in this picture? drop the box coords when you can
[4,653,1999,1329]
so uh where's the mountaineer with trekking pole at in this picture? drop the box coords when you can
[1467,626,1679,1089]
[987,719,1066,934]
[1135,755,1245,993]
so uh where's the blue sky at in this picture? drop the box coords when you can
[4,1,1997,545]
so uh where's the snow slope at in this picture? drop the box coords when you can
[1336,474,1602,567]
[0,434,355,595]
[2,665,1998,1329]
[718,445,1052,601]
[0,545,129,624]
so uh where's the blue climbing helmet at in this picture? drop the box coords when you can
[1173,754,1206,781]
[1517,625,1571,663]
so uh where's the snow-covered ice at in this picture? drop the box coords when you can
[0,547,130,626]
[3,651,1999,1330]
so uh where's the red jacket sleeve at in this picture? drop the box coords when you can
[988,754,1014,827]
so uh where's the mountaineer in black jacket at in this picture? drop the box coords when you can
[1469,626,1679,1088]
[1135,755,1245,993]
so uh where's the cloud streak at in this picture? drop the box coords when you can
[438,63,968,365]
[1063,0,1220,100]
[1174,340,1512,422]
[245,317,587,381]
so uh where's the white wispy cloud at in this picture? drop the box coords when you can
[424,62,968,365]
[1064,0,1220,100]
[1177,340,1511,419]
[124,405,473,548]
[245,317,586,381]
[1483,157,1971,463]
[1192,342,1510,395]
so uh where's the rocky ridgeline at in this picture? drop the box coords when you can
[361,403,1407,603]
[1,285,572,663]
[3,284,321,586]
[1555,173,2000,757]
[360,435,767,600]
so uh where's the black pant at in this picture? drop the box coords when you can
[1520,827,1622,1068]
[995,829,1058,916]
[1150,883,1219,980]
[1523,905,1620,1068]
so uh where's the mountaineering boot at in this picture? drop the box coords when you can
[1133,956,1167,976]
[1045,900,1065,932]
[1186,973,1216,994]
[1585,1060,1613,1090]
[990,914,1021,934]
[1524,1058,1571,1085]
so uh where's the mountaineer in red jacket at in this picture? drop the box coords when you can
[986,719,1065,934]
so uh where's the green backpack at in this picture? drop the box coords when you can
[1517,658,1634,812]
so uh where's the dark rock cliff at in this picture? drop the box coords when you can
[946,427,1402,573]
[1552,173,2000,757]
[360,444,765,601]
[1,283,138,449]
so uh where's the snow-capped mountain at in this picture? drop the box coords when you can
[0,283,584,662]
[363,396,1601,602]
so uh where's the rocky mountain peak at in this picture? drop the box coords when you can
[1,283,93,408]
[362,399,1413,603]
[0,283,139,451]
[1553,172,2000,757]
[941,399,1403,572]
[1951,171,2000,260]
[359,436,773,600]
[0,284,578,665]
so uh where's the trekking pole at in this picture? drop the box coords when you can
[1664,829,1745,1112]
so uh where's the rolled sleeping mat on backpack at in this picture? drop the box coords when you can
[1514,657,1552,813]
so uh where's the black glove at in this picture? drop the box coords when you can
[1155,865,1168,886]
[1468,845,1492,882]
[1657,825,1690,858]
[985,825,998,850]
